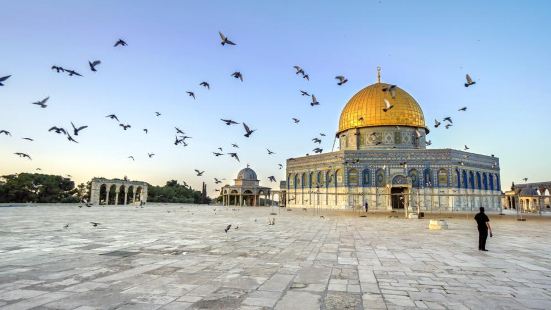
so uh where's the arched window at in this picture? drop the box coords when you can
[408,169,420,188]
[301,173,306,189]
[335,169,343,187]
[294,174,299,190]
[438,169,449,187]
[362,169,371,187]
[483,173,488,190]
[476,172,482,190]
[496,175,501,191]
[489,173,494,191]
[469,171,475,190]
[423,168,433,187]
[453,169,460,188]
[375,168,385,187]
[348,168,359,187]
[462,170,468,189]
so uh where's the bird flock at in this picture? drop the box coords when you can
[1,31,479,191]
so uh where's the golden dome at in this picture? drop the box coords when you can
[338,83,426,134]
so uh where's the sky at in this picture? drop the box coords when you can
[1,0,550,196]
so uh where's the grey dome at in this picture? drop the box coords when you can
[520,187,538,196]
[237,167,258,180]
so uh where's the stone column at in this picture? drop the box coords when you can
[115,190,119,205]
[132,192,136,205]
[239,194,243,206]
[105,185,110,205]
[124,192,128,205]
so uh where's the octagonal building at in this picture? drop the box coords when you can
[285,74,501,212]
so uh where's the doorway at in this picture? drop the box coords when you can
[391,187,406,209]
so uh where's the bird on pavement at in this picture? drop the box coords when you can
[224,224,232,233]
[90,222,100,227]
[32,97,49,108]
[71,122,88,136]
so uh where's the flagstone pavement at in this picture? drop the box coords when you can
[0,204,550,309]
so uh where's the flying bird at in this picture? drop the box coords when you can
[219,32,236,46]
[434,119,441,128]
[119,124,131,130]
[278,164,283,169]
[267,149,275,155]
[89,60,101,72]
[426,140,432,146]
[383,99,394,112]
[114,39,127,47]
[300,90,310,96]
[320,133,326,136]
[310,95,319,106]
[218,147,223,152]
[445,123,453,129]
[199,81,210,89]
[335,75,348,85]
[464,74,476,87]
[213,152,223,157]
[143,129,148,134]
[0,130,11,136]
[214,178,222,184]
[228,152,240,162]
[128,156,135,161]
[65,69,82,77]
[464,145,470,151]
[67,134,78,143]
[293,66,305,75]
[194,169,205,176]
[155,112,161,116]
[186,91,196,100]
[268,176,276,182]
[312,138,321,144]
[14,152,32,160]
[232,143,239,148]
[303,74,309,81]
[51,66,65,73]
[148,153,155,158]
[231,71,243,81]
[458,107,467,112]
[382,84,397,99]
[106,114,119,122]
[175,127,185,135]
[48,126,67,135]
[522,178,528,182]
[443,117,453,123]
[292,118,300,124]
[243,123,255,137]
[71,122,88,136]
[32,97,49,108]
[0,75,11,86]
[313,148,323,154]
[221,119,239,125]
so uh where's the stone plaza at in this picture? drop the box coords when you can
[0,204,550,309]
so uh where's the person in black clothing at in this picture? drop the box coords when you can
[474,207,493,251]
[364,201,369,212]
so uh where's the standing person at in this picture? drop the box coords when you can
[474,207,492,251]
[364,201,369,212]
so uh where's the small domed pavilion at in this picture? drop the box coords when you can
[221,167,271,206]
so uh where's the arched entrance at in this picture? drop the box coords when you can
[99,184,107,205]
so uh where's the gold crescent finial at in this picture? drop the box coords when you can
[377,66,381,83]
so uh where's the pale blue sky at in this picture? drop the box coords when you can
[1,0,550,195]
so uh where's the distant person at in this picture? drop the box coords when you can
[364,201,369,212]
[474,207,493,251]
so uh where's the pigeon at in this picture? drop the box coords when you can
[148,153,155,158]
[90,222,100,227]
[300,90,310,96]
[312,138,321,144]
[313,148,323,154]
[219,32,236,46]
[228,152,240,162]
[335,75,348,85]
[51,66,65,73]
[232,143,239,148]
[303,74,309,81]
[128,156,135,161]
[0,130,11,136]
[63,224,70,229]
[293,66,305,75]
[186,91,196,100]
[143,129,148,134]
[213,152,223,157]
[383,99,394,112]
[155,112,161,117]
[443,117,453,123]
[199,81,210,89]
[0,75,11,86]
[382,84,397,99]
[14,152,32,160]
[48,126,67,135]
[119,124,131,130]
[221,119,239,125]
[445,123,453,129]
[224,224,232,233]
[267,149,275,155]
[292,118,300,124]
[278,164,283,169]
[464,74,476,87]
[522,178,528,182]
[268,176,276,182]
[194,169,205,176]
[320,133,326,136]
[464,145,470,151]
[22,137,34,141]
[243,123,255,137]
[218,147,223,152]
[214,178,222,184]
[65,69,82,77]
[106,114,119,122]
[71,122,88,136]
[67,134,78,143]
[32,97,49,108]
[175,127,185,135]
[426,140,432,146]
[89,60,101,71]
[114,39,127,47]
[310,95,319,106]
[231,71,243,81]
[434,119,441,128]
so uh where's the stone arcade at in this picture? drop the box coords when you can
[285,71,502,212]
[221,167,271,206]
[90,178,148,205]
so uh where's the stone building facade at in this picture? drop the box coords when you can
[221,167,271,206]
[90,178,148,205]
[503,182,551,213]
